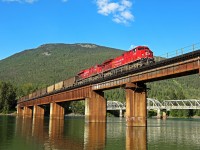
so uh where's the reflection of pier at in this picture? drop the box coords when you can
[84,123,106,150]
[126,127,147,150]
[15,117,148,149]
[48,119,84,150]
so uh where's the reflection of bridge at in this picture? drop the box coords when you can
[107,98,200,111]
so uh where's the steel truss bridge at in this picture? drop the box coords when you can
[107,98,200,111]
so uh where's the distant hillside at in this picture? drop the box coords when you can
[0,43,124,86]
[0,43,199,100]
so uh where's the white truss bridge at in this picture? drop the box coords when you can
[107,98,200,111]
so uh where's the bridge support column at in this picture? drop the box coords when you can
[17,105,23,116]
[119,109,123,117]
[157,109,161,119]
[50,102,64,119]
[162,112,167,119]
[125,83,147,127]
[199,67,200,75]
[23,106,33,117]
[85,91,106,122]
[33,105,44,118]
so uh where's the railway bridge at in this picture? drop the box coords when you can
[17,44,200,127]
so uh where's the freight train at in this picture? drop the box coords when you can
[19,46,154,102]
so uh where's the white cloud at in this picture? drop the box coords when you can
[96,0,134,25]
[2,0,38,3]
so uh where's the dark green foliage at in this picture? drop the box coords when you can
[104,88,125,103]
[0,82,17,113]
[147,76,200,101]
[70,101,85,115]
[148,110,157,118]
[194,109,200,115]
[169,109,194,118]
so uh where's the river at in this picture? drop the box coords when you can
[0,116,200,150]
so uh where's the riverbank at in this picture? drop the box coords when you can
[0,111,17,116]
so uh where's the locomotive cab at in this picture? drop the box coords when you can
[135,46,154,64]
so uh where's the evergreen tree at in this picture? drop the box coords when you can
[0,82,17,113]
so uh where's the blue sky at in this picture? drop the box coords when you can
[0,0,200,60]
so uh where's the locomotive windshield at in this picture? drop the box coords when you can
[138,47,149,50]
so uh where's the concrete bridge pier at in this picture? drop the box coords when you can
[157,109,161,119]
[33,105,45,118]
[85,90,106,122]
[17,105,23,116]
[50,102,64,119]
[198,57,200,76]
[23,106,33,117]
[125,83,147,127]
[119,109,123,117]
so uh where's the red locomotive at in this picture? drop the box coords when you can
[77,46,154,83]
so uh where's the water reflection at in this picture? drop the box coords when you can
[48,118,84,150]
[21,117,33,139]
[147,119,200,149]
[84,123,106,150]
[12,116,200,150]
[49,118,64,139]
[126,127,147,150]
[15,117,148,150]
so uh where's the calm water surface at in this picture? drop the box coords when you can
[0,116,200,150]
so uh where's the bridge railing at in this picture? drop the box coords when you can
[147,98,163,110]
[163,100,200,110]
[154,42,200,62]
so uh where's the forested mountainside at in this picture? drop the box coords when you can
[0,43,124,87]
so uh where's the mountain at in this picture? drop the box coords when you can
[0,43,199,100]
[0,43,124,87]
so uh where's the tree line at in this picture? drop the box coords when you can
[0,81,16,113]
[1,79,200,118]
